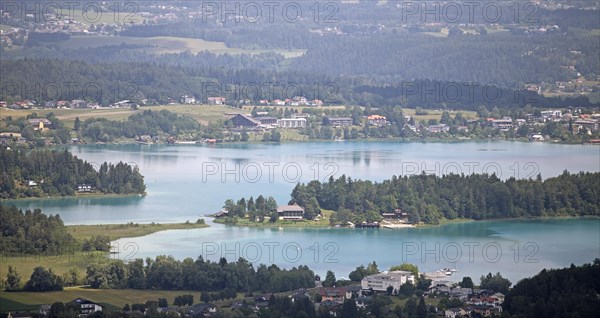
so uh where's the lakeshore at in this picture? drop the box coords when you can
[2,142,598,290]
[0,192,145,202]
[0,221,210,283]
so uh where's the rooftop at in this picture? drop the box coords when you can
[277,205,304,212]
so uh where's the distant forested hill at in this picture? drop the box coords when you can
[288,32,599,85]
[0,59,594,109]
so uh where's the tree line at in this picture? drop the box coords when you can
[81,109,202,142]
[0,205,74,255]
[0,148,146,198]
[83,255,315,294]
[289,171,599,225]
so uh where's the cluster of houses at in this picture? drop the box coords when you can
[7,298,104,318]
[258,96,324,107]
[230,271,503,317]
[425,280,505,318]
[0,119,54,145]
[19,297,218,318]
[178,95,325,107]
[10,273,506,317]
[284,271,417,316]
[0,28,25,48]
[404,110,600,137]
[0,99,141,110]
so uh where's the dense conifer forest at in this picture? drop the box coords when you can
[0,148,146,198]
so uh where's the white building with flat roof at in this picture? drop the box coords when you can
[361,271,415,293]
[277,118,307,128]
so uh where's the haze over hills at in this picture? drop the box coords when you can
[1,0,599,106]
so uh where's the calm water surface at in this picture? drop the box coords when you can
[3,141,599,282]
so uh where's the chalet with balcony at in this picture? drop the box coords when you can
[67,298,103,316]
[276,205,304,221]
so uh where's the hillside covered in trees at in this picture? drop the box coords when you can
[0,57,595,110]
[504,259,600,318]
[0,148,146,198]
[0,205,74,254]
[287,171,599,225]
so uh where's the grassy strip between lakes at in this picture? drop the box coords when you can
[66,221,208,241]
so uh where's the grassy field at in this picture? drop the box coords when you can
[0,222,209,292]
[59,35,306,57]
[248,129,309,142]
[57,9,145,26]
[0,252,107,292]
[0,104,237,128]
[139,104,239,125]
[390,296,441,308]
[0,107,136,129]
[66,222,208,241]
[1,105,480,129]
[403,108,479,122]
[0,287,204,312]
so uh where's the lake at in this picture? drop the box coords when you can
[4,141,600,282]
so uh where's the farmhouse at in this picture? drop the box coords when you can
[68,298,103,316]
[225,114,260,128]
[276,205,304,221]
[27,118,52,131]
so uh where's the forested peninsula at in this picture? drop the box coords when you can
[222,172,599,226]
[0,148,146,199]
